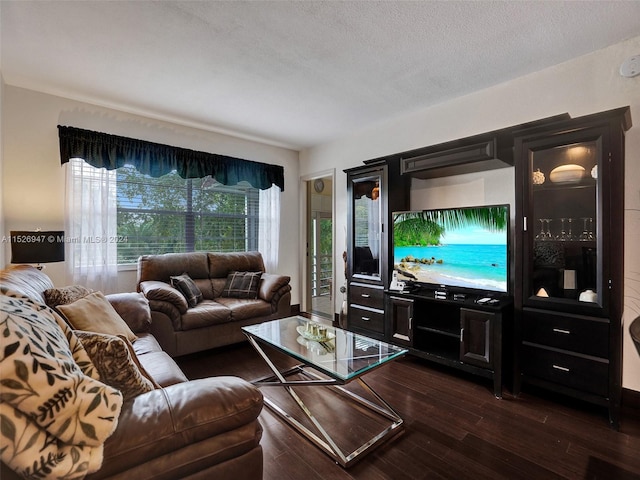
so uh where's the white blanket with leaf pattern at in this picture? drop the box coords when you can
[0,290,123,479]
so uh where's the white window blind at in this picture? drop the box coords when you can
[116,165,259,264]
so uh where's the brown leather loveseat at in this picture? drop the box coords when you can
[137,251,291,357]
[0,265,264,480]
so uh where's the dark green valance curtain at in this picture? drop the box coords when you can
[58,126,285,191]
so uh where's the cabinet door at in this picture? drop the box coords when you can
[460,308,493,369]
[518,127,611,316]
[349,170,383,280]
[389,296,413,346]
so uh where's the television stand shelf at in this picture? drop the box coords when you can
[385,288,512,398]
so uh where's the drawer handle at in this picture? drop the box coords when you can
[552,328,571,335]
[361,316,371,322]
[552,364,570,372]
[361,294,371,298]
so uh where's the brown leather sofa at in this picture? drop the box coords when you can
[137,251,291,357]
[0,265,264,480]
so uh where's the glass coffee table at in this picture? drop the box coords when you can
[242,316,407,467]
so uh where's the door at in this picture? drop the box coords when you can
[306,175,333,319]
[460,308,493,369]
[388,295,413,346]
[311,211,333,318]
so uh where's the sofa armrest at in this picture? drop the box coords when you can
[96,377,263,478]
[140,280,188,314]
[258,273,291,303]
[106,292,152,333]
[147,299,183,331]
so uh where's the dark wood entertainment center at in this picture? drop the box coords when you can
[345,107,631,426]
[387,288,511,398]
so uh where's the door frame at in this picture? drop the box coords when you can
[300,169,335,319]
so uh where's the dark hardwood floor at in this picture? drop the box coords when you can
[177,342,640,480]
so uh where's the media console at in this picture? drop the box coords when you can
[385,287,512,398]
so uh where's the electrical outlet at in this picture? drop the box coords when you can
[620,55,640,78]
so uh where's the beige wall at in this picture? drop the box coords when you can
[1,86,301,304]
[300,35,640,391]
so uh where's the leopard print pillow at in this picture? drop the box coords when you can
[44,284,94,308]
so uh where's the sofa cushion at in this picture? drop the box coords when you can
[208,251,265,278]
[136,351,188,387]
[131,333,187,387]
[221,271,262,299]
[131,332,165,355]
[75,330,157,400]
[171,273,203,307]
[215,297,272,321]
[97,377,262,477]
[138,251,210,284]
[43,284,94,307]
[181,300,232,330]
[58,291,138,343]
[106,292,152,333]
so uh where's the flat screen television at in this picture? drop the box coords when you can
[392,204,510,295]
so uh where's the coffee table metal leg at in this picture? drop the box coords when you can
[245,335,403,467]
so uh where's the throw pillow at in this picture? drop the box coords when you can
[170,273,203,308]
[221,271,262,299]
[75,331,157,400]
[43,284,94,308]
[57,291,138,343]
[0,291,122,478]
[116,334,162,389]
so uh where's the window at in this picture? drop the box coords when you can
[116,165,259,264]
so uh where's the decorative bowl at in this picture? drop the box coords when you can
[296,325,335,343]
[549,164,585,184]
[296,336,329,354]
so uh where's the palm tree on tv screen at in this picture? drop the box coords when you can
[394,207,507,247]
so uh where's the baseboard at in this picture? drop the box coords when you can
[291,304,300,315]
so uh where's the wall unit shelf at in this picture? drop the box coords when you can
[399,113,570,179]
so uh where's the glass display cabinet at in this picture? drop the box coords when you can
[526,140,600,309]
[514,107,631,428]
[351,174,382,279]
[345,158,408,339]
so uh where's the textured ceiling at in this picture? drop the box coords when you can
[2,1,640,149]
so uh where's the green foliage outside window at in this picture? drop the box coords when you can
[116,166,259,264]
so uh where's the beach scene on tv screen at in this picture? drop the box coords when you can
[393,208,508,293]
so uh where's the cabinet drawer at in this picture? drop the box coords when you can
[349,283,384,310]
[521,344,608,397]
[349,305,385,334]
[522,310,609,358]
